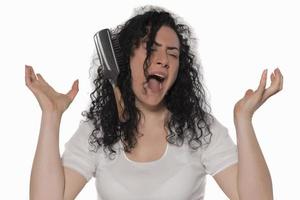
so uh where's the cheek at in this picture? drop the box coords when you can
[130,65,144,83]
[130,54,146,82]
[170,64,179,83]
[129,64,146,95]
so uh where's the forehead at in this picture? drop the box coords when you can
[155,26,180,48]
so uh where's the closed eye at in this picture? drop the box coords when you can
[149,44,179,58]
[168,53,178,58]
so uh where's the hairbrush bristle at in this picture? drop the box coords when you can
[109,31,128,72]
[94,29,128,86]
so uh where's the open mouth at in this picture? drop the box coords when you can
[145,74,166,92]
[146,74,165,82]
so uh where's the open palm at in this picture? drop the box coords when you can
[234,68,283,119]
[25,65,79,114]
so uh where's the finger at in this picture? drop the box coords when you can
[25,65,37,84]
[29,65,37,82]
[277,68,283,90]
[36,73,49,86]
[66,79,79,101]
[25,65,32,86]
[255,69,268,96]
[270,68,282,91]
[261,68,282,102]
[273,68,283,91]
[270,71,275,82]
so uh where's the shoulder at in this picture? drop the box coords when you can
[65,119,98,152]
[200,115,232,149]
[209,116,228,134]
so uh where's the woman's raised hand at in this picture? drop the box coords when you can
[234,68,283,121]
[25,65,79,115]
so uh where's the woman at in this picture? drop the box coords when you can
[27,6,283,200]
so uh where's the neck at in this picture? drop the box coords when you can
[136,103,170,129]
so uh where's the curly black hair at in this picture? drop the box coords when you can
[82,6,214,159]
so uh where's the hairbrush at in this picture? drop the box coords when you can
[93,29,125,120]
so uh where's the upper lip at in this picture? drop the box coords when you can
[147,71,168,79]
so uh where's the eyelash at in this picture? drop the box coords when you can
[169,54,178,58]
[150,48,178,58]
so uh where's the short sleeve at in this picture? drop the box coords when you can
[62,120,98,181]
[201,117,238,176]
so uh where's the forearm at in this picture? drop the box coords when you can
[234,117,273,200]
[30,112,65,200]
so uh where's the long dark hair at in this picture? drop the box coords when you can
[82,6,214,159]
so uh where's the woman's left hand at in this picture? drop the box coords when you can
[234,68,283,120]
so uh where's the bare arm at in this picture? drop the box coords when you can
[214,118,275,200]
[235,118,273,199]
[30,113,65,199]
[26,65,87,199]
[214,68,283,199]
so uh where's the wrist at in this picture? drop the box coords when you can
[234,112,253,125]
[42,111,63,120]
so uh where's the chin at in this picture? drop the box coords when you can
[135,96,166,110]
[132,83,169,109]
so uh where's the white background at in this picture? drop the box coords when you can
[0,0,299,199]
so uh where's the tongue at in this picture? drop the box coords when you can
[148,79,161,92]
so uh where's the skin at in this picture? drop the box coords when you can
[214,68,283,199]
[130,26,180,126]
[26,23,283,199]
[124,26,181,160]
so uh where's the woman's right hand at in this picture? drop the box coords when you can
[25,65,79,115]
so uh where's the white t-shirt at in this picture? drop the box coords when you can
[62,117,238,200]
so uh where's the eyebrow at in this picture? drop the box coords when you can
[154,41,179,51]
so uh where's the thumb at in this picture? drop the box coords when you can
[66,79,79,101]
[244,89,254,98]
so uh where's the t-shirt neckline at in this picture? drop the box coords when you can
[120,140,169,165]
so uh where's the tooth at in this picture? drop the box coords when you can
[154,74,164,78]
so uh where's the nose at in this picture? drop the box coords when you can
[154,50,169,68]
